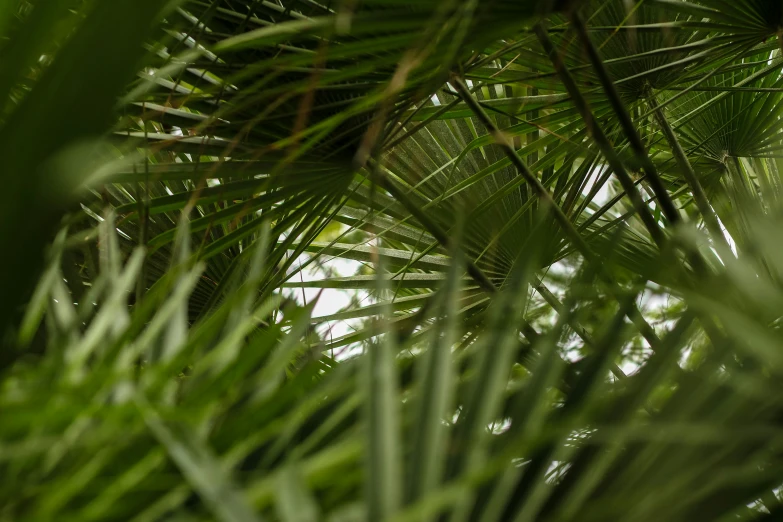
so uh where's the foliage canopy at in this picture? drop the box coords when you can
[3,0,783,520]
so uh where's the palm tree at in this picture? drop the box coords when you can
[3,0,783,520]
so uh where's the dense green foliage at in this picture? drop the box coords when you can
[2,0,783,520]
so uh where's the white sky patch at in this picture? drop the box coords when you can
[547,260,572,278]
[545,460,572,484]
[283,254,369,360]
[584,165,611,207]
[489,418,512,435]
[716,215,738,257]
[620,352,648,376]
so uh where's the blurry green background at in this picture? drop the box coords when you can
[2,0,783,520]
